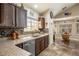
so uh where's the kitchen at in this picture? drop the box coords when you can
[0,3,79,56]
[0,3,49,56]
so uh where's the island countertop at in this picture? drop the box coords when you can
[0,33,48,56]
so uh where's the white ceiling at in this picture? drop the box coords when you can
[24,3,76,16]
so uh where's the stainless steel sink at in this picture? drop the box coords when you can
[22,36,33,40]
[32,33,41,37]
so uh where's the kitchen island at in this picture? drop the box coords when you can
[0,33,49,56]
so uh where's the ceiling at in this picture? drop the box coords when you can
[24,3,76,16]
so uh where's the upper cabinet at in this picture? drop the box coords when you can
[0,3,27,28]
[16,6,27,28]
[38,17,45,30]
[0,4,2,23]
[0,3,15,27]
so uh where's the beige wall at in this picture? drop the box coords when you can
[54,4,79,18]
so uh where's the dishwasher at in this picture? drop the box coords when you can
[23,40,35,56]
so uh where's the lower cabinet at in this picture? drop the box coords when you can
[44,35,49,48]
[16,35,49,56]
[35,35,49,56]
[40,37,45,51]
[35,39,41,55]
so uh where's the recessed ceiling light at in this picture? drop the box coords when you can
[34,4,38,8]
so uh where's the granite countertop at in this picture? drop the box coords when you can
[13,33,48,44]
[0,33,48,56]
[0,39,31,56]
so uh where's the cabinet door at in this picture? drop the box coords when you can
[35,38,41,55]
[41,18,45,29]
[0,4,5,26]
[40,37,45,51]
[21,9,27,28]
[0,3,15,27]
[35,35,49,55]
[16,7,27,28]
[44,35,49,48]
[38,17,45,30]
[0,4,1,23]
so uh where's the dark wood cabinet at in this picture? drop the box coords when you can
[38,17,45,31]
[16,6,27,28]
[44,35,49,48]
[16,35,49,56]
[35,35,49,55]
[0,3,27,28]
[40,37,45,51]
[0,3,15,27]
[35,38,41,55]
[0,4,2,23]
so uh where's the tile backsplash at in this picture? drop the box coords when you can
[0,27,48,37]
[0,28,24,37]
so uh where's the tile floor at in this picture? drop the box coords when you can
[39,38,79,56]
